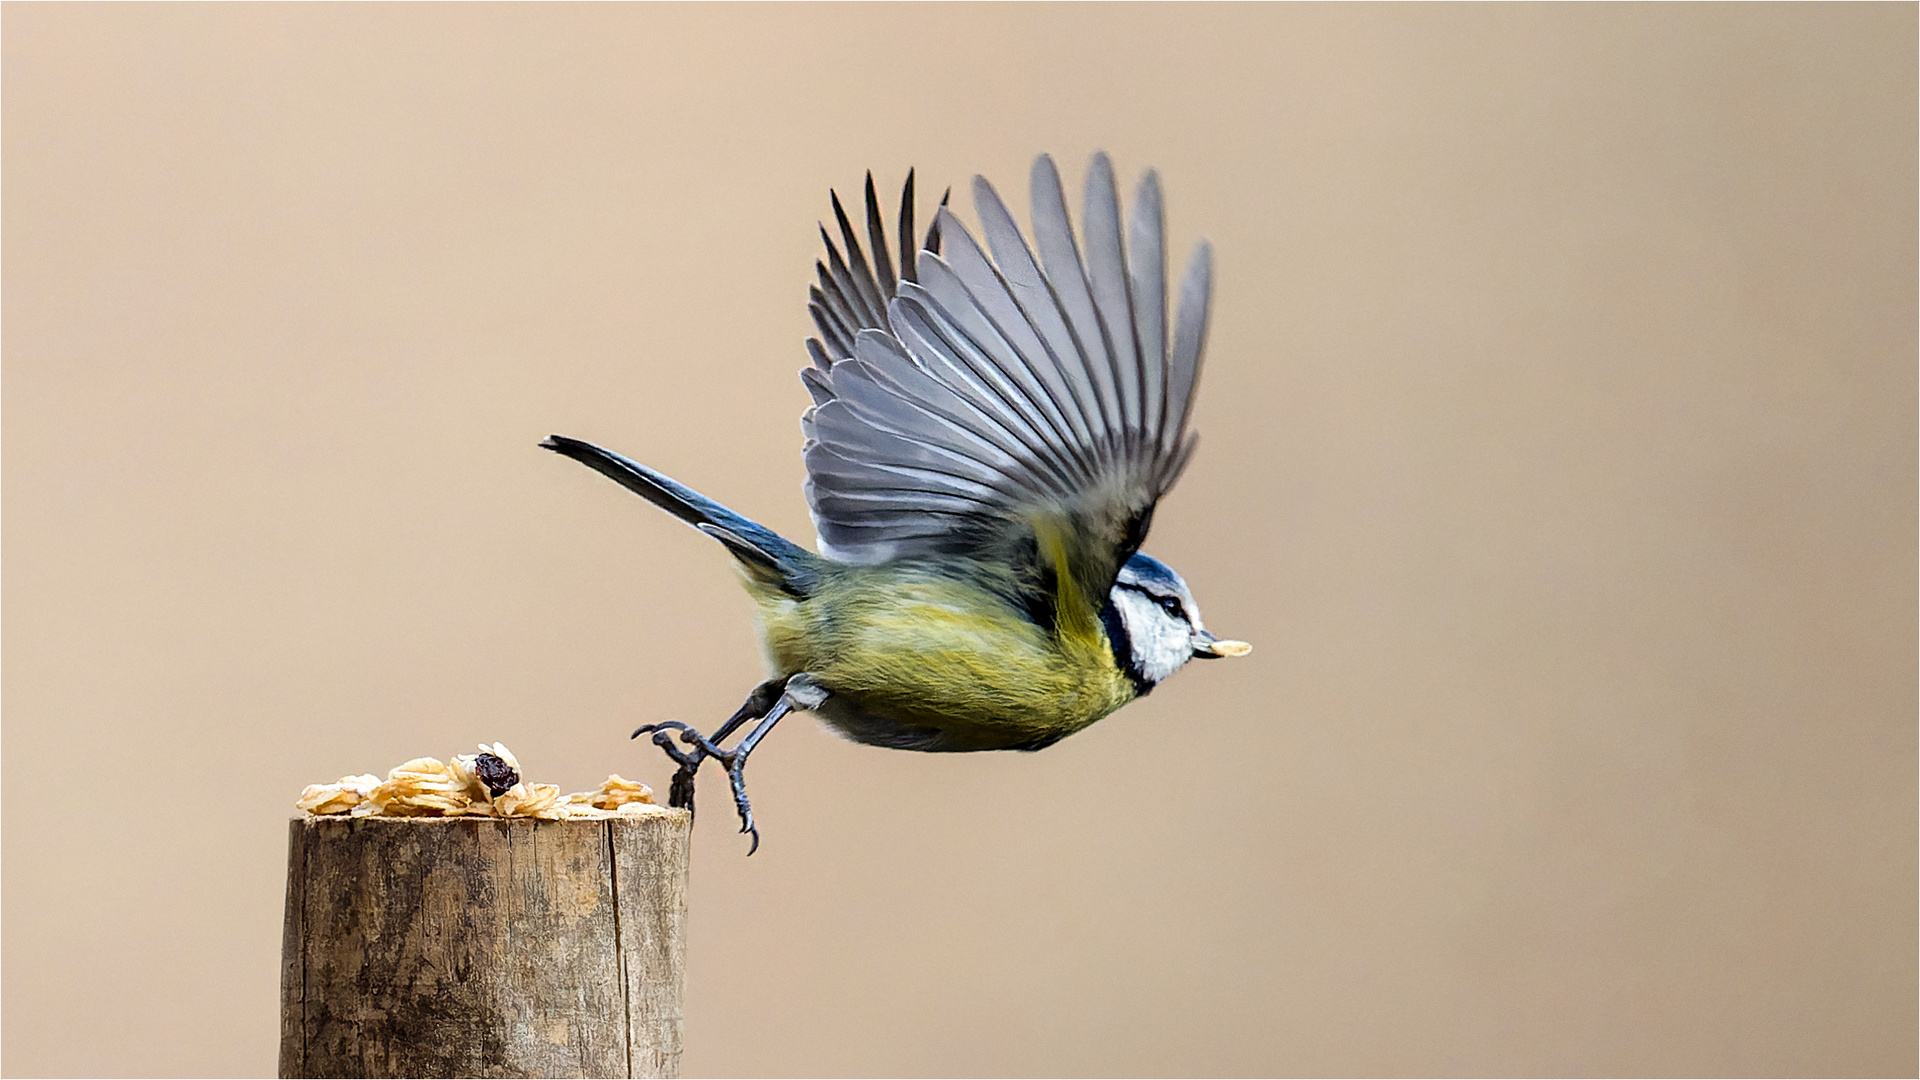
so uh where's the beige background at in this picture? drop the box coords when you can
[4,4,1914,1077]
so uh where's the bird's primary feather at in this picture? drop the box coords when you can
[809,172,947,365]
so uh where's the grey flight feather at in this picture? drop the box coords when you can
[1128,170,1166,445]
[808,173,949,367]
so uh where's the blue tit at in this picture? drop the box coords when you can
[544,153,1249,851]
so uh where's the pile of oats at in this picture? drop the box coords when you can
[297,742,666,821]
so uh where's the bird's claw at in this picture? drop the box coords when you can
[633,721,728,764]
[727,759,759,853]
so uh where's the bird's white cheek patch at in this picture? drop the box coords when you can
[1114,588,1194,686]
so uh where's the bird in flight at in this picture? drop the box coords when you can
[544,152,1248,851]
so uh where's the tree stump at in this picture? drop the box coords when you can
[279,812,691,1078]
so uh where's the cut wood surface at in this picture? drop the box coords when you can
[280,812,691,1079]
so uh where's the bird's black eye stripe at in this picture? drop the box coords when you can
[1121,581,1187,620]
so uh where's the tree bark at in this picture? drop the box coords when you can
[280,812,690,1078]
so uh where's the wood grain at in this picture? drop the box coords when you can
[280,813,690,1079]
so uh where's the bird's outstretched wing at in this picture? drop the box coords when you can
[801,153,1214,623]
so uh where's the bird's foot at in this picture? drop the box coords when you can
[630,675,823,855]
[630,720,764,851]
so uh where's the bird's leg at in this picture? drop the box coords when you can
[722,674,827,853]
[633,674,827,853]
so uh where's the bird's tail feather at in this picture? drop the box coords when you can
[541,435,819,595]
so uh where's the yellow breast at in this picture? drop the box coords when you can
[748,566,1135,750]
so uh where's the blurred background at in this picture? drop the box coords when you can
[4,5,1914,1076]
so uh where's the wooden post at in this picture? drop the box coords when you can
[280,812,691,1079]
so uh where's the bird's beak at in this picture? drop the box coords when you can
[1191,630,1252,659]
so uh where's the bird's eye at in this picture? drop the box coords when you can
[1158,596,1184,618]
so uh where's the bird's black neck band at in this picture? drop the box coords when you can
[1099,592,1153,697]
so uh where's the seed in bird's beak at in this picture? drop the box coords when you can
[1190,631,1253,658]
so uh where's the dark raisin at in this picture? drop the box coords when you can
[474,752,519,796]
